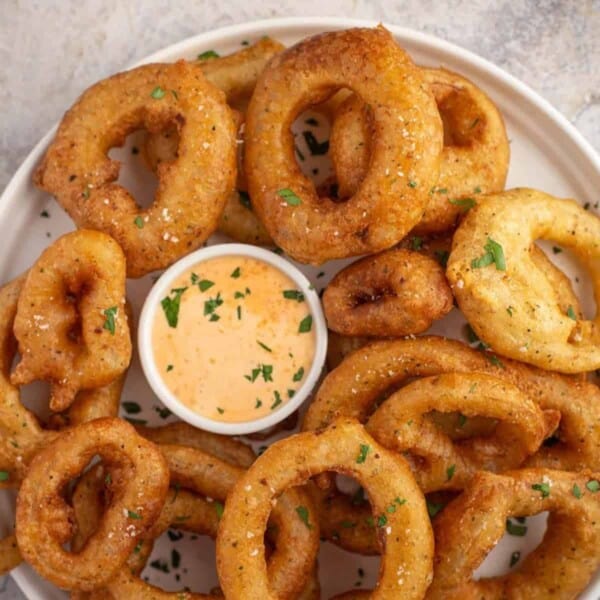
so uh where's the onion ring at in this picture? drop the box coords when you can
[0,534,21,576]
[10,230,131,412]
[304,336,600,472]
[216,419,433,599]
[323,248,453,337]
[244,26,443,264]
[34,60,237,277]
[330,67,509,234]
[15,418,169,591]
[447,188,600,373]
[428,468,600,598]
[366,373,559,492]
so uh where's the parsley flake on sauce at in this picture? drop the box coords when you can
[161,287,188,328]
[298,315,312,333]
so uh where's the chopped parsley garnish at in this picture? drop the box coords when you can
[257,340,272,353]
[191,272,214,291]
[255,398,262,409]
[287,389,295,398]
[572,483,583,498]
[458,413,468,427]
[471,237,506,270]
[586,479,600,493]
[566,305,577,320]
[283,290,305,302]
[302,131,329,155]
[230,267,241,278]
[532,482,551,498]
[161,287,187,328]
[238,190,252,209]
[449,197,477,211]
[509,551,521,568]
[410,236,423,250]
[127,510,142,520]
[209,314,220,322]
[123,401,142,414]
[203,292,223,316]
[292,366,305,382]
[298,315,312,333]
[474,186,482,193]
[506,518,527,536]
[277,188,301,206]
[271,391,282,410]
[426,500,444,518]
[216,407,225,414]
[198,50,220,60]
[0,471,9,482]
[486,354,505,369]
[214,501,224,519]
[150,86,166,99]
[296,505,313,529]
[244,363,273,383]
[133,540,143,553]
[134,216,144,229]
[103,306,118,335]
[408,180,418,188]
[377,514,388,527]
[237,306,242,320]
[506,305,514,317]
[356,444,370,464]
[446,464,456,481]
[166,364,174,372]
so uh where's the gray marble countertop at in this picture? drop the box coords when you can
[1,1,599,598]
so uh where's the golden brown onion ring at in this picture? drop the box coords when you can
[366,373,559,492]
[245,27,443,264]
[330,67,509,234]
[10,230,131,412]
[34,60,237,277]
[323,248,453,337]
[428,468,600,599]
[447,189,600,373]
[216,419,433,599]
[15,418,169,591]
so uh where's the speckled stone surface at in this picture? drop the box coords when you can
[0,1,599,597]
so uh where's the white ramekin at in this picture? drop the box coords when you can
[138,243,328,435]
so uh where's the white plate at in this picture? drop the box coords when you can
[2,16,600,600]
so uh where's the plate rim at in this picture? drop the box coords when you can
[4,15,600,599]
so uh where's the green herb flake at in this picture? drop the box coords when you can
[449,197,477,211]
[298,315,313,333]
[103,306,118,335]
[161,287,188,328]
[0,471,9,482]
[458,413,468,428]
[237,306,242,320]
[408,180,418,188]
[486,354,505,369]
[150,86,166,99]
[292,366,305,382]
[446,464,456,481]
[586,479,600,493]
[566,305,577,320]
[283,290,305,302]
[356,444,371,464]
[296,505,313,529]
[214,501,224,519]
[203,292,223,316]
[134,216,144,229]
[506,305,514,317]
[271,391,282,410]
[277,188,301,206]
[255,398,262,409]
[410,236,423,250]
[427,500,443,518]
[506,518,527,536]
[572,483,583,499]
[127,510,142,520]
[509,551,521,568]
[198,50,220,60]
[257,340,272,353]
[230,267,241,279]
[216,407,225,414]
[133,540,143,554]
[471,237,506,270]
[377,514,388,527]
[532,482,551,498]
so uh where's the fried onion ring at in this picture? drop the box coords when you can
[306,337,600,471]
[323,248,453,337]
[0,535,21,576]
[34,60,237,277]
[366,373,559,492]
[244,27,443,264]
[15,418,169,591]
[10,230,131,412]
[330,67,509,234]
[216,419,433,599]
[447,189,600,373]
[428,468,600,599]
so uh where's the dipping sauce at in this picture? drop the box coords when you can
[152,255,316,422]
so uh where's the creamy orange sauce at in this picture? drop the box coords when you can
[152,255,316,422]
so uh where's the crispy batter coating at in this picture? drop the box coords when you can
[0,535,20,576]
[34,61,237,277]
[428,469,600,599]
[15,418,170,591]
[244,27,443,263]
[217,419,433,599]
[323,248,453,337]
[330,67,509,234]
[10,230,131,412]
[447,189,600,373]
